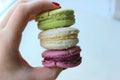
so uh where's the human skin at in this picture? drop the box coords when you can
[0,0,62,80]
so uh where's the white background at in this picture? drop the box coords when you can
[0,0,120,80]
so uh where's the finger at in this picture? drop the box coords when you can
[4,0,60,41]
[0,0,28,29]
[46,67,63,79]
[0,3,17,29]
[32,67,63,80]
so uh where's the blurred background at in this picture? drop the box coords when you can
[0,0,120,80]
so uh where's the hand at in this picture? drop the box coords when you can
[0,0,62,80]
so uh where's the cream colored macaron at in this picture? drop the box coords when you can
[38,27,79,50]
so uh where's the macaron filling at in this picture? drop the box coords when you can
[43,54,80,62]
[40,34,78,41]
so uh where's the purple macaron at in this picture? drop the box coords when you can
[42,46,82,68]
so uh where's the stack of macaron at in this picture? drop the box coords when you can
[35,8,82,68]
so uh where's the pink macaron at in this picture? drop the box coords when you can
[42,46,82,68]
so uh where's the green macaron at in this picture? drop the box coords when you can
[35,8,75,30]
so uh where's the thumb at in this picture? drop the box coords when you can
[32,67,63,80]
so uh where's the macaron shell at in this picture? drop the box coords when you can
[42,46,81,57]
[56,57,82,68]
[35,8,74,21]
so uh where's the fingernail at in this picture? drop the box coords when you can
[29,15,35,21]
[52,2,61,7]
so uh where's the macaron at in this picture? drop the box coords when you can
[39,27,79,50]
[35,8,75,30]
[42,46,82,68]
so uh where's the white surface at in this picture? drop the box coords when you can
[1,0,120,80]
